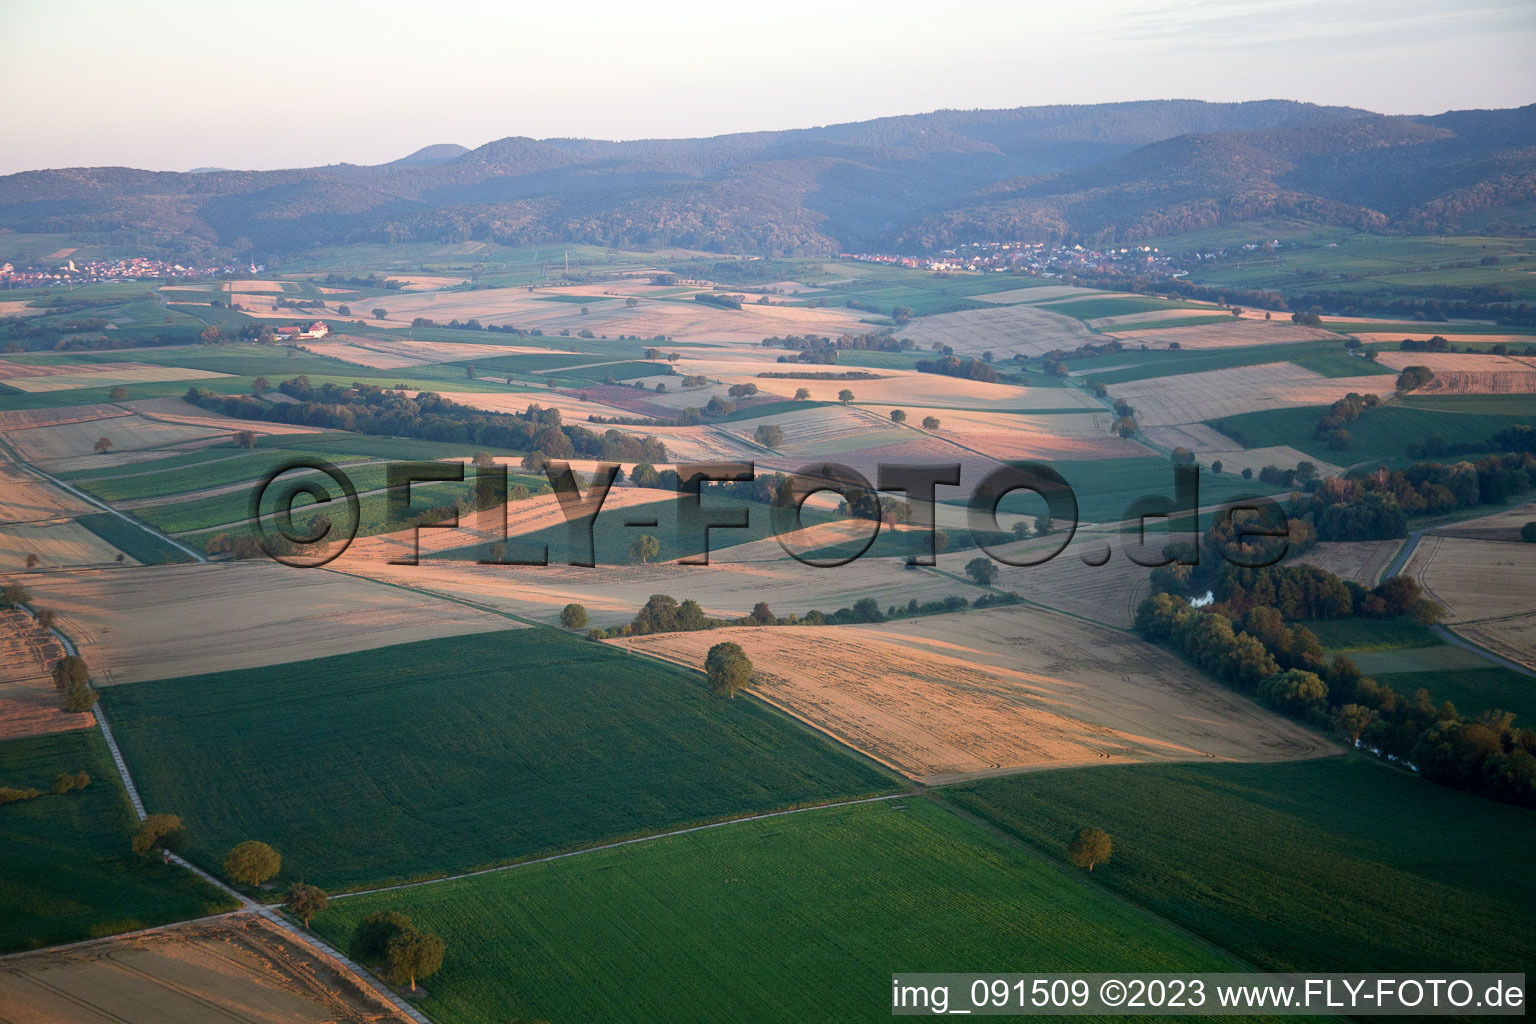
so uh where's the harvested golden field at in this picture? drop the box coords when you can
[0,609,91,740]
[765,371,1034,408]
[1107,364,1389,427]
[1376,350,1536,394]
[990,541,1158,628]
[1106,320,1345,350]
[0,462,96,522]
[117,397,321,436]
[1291,540,1403,586]
[973,284,1103,304]
[0,299,44,317]
[1405,534,1536,668]
[299,336,539,368]
[0,916,406,1024]
[0,405,131,431]
[19,562,517,684]
[0,520,138,572]
[897,304,1096,359]
[610,607,1330,783]
[0,362,230,394]
[314,285,870,342]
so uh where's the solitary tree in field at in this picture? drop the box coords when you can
[629,534,661,565]
[108,386,128,401]
[921,415,940,430]
[372,308,388,320]
[837,389,854,405]
[754,423,784,449]
[94,437,112,453]
[234,430,258,449]
[794,387,811,400]
[385,927,445,992]
[705,641,752,698]
[285,882,329,927]
[35,609,56,629]
[132,814,184,856]
[890,409,907,424]
[252,376,270,396]
[24,553,39,569]
[560,603,589,630]
[964,557,999,587]
[1067,827,1112,872]
[224,840,282,886]
[2,583,32,609]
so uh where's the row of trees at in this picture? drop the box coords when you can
[587,586,1024,640]
[1292,451,1536,541]
[184,381,667,465]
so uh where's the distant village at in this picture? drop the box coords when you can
[837,238,1277,279]
[0,255,253,289]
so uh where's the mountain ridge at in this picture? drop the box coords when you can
[2,99,1531,258]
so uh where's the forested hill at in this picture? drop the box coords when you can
[3,99,1533,259]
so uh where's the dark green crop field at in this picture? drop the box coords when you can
[0,730,236,952]
[312,798,1256,1024]
[947,757,1536,977]
[102,629,895,891]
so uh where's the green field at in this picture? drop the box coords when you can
[1069,341,1391,385]
[1373,667,1536,724]
[946,757,1536,977]
[0,730,237,952]
[312,798,1255,1024]
[75,511,196,565]
[102,630,894,891]
[1037,295,1206,321]
[1213,398,1536,462]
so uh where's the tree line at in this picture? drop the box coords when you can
[183,380,667,464]
[1137,530,1534,809]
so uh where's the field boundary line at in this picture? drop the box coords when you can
[331,793,907,901]
[8,607,433,1023]
[0,436,206,563]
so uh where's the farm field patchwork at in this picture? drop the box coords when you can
[102,629,895,890]
[312,798,1260,1024]
[0,609,90,741]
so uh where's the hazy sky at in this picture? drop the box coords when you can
[2,0,1533,174]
